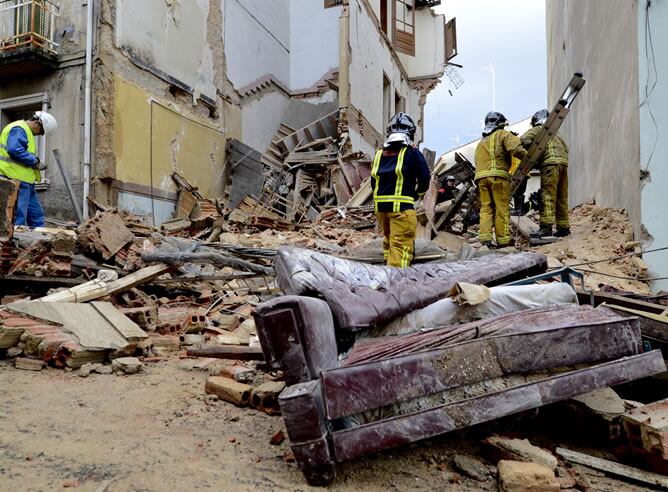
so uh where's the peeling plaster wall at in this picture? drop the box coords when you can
[223,0,291,90]
[113,76,227,224]
[115,0,216,101]
[289,0,340,91]
[638,0,668,291]
[397,9,446,78]
[94,0,237,222]
[348,0,423,152]
[546,0,640,226]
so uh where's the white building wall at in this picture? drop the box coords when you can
[223,0,291,90]
[241,92,290,153]
[348,0,423,155]
[397,9,446,78]
[115,0,216,100]
[289,0,341,91]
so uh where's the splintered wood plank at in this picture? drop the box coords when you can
[556,447,668,488]
[0,178,19,241]
[187,345,264,361]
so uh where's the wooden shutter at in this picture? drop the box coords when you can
[445,17,458,61]
[393,0,415,56]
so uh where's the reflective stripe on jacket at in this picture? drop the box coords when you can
[474,129,525,181]
[0,121,40,183]
[373,147,412,212]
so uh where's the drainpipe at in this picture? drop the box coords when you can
[82,0,95,220]
[338,4,350,111]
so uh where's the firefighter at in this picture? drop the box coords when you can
[372,112,430,268]
[521,109,570,237]
[437,175,457,204]
[0,112,58,227]
[474,111,527,247]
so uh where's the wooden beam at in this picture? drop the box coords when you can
[186,344,265,361]
[555,447,668,489]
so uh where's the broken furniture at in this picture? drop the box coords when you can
[257,298,664,485]
[253,249,666,485]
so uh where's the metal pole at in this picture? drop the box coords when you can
[53,149,83,223]
[82,0,94,219]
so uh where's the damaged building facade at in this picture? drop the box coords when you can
[546,0,668,291]
[0,0,456,225]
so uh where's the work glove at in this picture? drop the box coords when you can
[35,158,48,171]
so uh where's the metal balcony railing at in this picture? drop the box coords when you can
[0,0,59,55]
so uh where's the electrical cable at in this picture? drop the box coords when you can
[550,245,668,269]
[571,268,668,283]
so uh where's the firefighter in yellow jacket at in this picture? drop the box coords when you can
[474,112,527,247]
[521,109,570,238]
[372,113,430,268]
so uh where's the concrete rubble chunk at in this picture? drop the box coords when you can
[622,397,668,474]
[15,357,46,371]
[111,357,144,375]
[205,376,252,407]
[251,381,286,414]
[497,460,560,492]
[485,435,558,471]
[78,362,103,377]
[452,454,490,481]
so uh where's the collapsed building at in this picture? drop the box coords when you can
[0,0,457,224]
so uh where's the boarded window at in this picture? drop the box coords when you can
[393,0,415,56]
[324,0,343,7]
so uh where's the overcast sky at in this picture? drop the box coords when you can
[423,0,547,157]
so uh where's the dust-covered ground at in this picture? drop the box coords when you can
[0,357,654,492]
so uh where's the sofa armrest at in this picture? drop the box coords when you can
[254,295,340,386]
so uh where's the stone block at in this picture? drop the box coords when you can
[498,460,559,492]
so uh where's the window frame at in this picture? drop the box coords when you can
[393,0,416,56]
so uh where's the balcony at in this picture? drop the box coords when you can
[0,0,59,80]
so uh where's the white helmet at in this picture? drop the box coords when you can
[34,111,58,136]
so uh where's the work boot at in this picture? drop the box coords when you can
[480,240,493,248]
[530,225,553,238]
[556,227,571,237]
[496,239,515,249]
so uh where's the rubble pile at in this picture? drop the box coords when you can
[0,140,666,490]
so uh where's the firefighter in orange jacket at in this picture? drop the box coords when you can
[474,111,527,247]
[372,113,430,268]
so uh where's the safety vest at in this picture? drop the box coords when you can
[372,147,415,213]
[474,130,516,181]
[0,120,40,184]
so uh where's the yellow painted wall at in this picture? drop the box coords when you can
[113,75,239,198]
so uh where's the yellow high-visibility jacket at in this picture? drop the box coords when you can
[474,129,526,181]
[0,120,40,183]
[520,126,569,166]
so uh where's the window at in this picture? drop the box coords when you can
[395,91,405,114]
[324,0,343,7]
[393,0,415,56]
[380,0,389,35]
[383,74,391,127]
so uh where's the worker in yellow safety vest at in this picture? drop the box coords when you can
[371,112,431,268]
[474,111,527,247]
[0,112,57,227]
[521,109,570,238]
